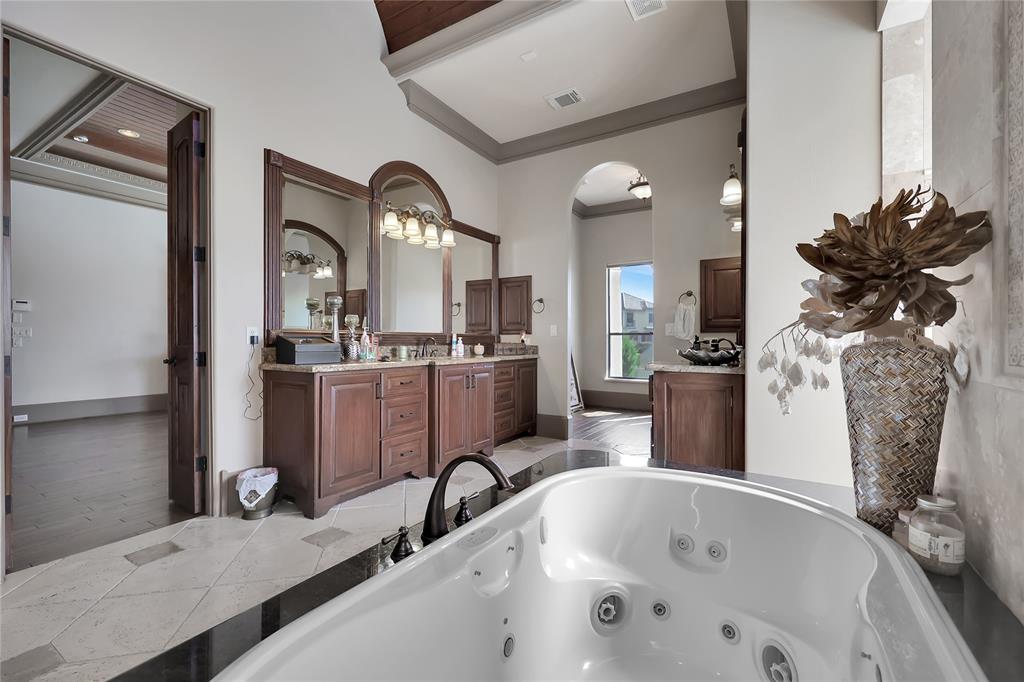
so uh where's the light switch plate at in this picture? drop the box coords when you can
[549,324,558,337]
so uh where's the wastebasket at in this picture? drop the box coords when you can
[237,467,279,520]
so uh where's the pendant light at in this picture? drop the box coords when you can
[720,164,742,206]
[628,172,652,200]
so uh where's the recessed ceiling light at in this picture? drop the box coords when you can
[520,50,537,63]
[116,128,141,139]
[72,134,89,143]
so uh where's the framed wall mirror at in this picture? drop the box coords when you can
[264,150,371,341]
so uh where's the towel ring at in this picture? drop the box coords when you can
[451,302,462,317]
[678,290,695,303]
[532,298,546,314]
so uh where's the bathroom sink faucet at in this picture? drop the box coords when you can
[421,453,513,546]
[420,337,438,359]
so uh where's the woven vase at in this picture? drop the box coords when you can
[840,340,950,534]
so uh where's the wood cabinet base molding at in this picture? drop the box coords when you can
[651,371,744,471]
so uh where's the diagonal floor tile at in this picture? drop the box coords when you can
[107,544,245,597]
[0,560,58,598]
[301,526,351,549]
[0,644,65,682]
[124,541,183,567]
[333,481,406,510]
[0,554,135,609]
[171,517,261,551]
[34,653,154,682]
[215,539,322,586]
[52,588,206,662]
[0,600,94,661]
[167,578,300,646]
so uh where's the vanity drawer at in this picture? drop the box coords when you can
[494,384,515,411]
[494,364,516,383]
[382,369,426,397]
[381,432,427,478]
[494,408,516,440]
[381,395,427,437]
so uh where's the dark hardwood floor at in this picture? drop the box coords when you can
[570,408,652,455]
[10,411,196,570]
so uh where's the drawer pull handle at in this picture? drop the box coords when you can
[399,412,413,419]
[399,379,413,385]
[399,450,415,457]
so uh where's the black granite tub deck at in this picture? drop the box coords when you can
[115,450,1024,681]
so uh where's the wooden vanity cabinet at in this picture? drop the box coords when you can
[494,358,538,444]
[263,366,429,518]
[430,363,494,474]
[651,371,744,471]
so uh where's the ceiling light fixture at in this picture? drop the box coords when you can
[282,250,334,278]
[72,134,90,143]
[382,201,455,250]
[628,172,652,200]
[720,164,742,206]
[116,128,141,139]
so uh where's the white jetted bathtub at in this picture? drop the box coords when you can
[217,468,983,681]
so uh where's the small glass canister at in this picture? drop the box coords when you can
[908,495,965,576]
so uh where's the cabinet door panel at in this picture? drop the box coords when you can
[499,276,532,334]
[653,373,744,470]
[700,257,743,332]
[469,366,494,453]
[515,360,537,433]
[437,366,469,465]
[465,279,493,334]
[320,372,380,497]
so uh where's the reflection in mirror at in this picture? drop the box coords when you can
[379,176,447,332]
[281,180,368,331]
[452,236,492,334]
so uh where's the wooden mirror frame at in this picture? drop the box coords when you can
[264,149,371,343]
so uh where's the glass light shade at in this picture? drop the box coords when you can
[406,236,425,245]
[629,182,652,200]
[386,230,405,240]
[403,216,421,238]
[383,210,401,232]
[720,166,742,206]
[424,240,441,249]
[322,265,333,278]
[440,228,456,247]
[423,223,439,242]
[729,216,743,232]
[313,266,324,279]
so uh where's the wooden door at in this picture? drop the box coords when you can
[344,288,366,323]
[3,38,13,571]
[437,366,469,466]
[700,257,743,333]
[515,360,537,434]
[464,279,492,333]
[652,373,744,470]
[320,372,380,496]
[468,366,494,454]
[499,276,532,334]
[166,113,204,513]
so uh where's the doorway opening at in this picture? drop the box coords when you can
[2,32,211,571]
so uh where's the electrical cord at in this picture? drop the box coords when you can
[243,343,264,421]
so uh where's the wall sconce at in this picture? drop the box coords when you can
[383,201,455,249]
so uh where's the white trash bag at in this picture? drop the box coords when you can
[236,467,278,511]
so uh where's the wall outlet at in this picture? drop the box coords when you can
[13,415,28,424]
[549,324,558,337]
[13,327,31,338]
[13,300,31,312]
[13,312,22,324]
[246,327,260,345]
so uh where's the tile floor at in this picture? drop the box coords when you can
[0,419,648,682]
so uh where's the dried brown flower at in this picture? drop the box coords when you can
[794,187,992,335]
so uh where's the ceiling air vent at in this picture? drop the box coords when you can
[625,0,666,21]
[545,88,584,111]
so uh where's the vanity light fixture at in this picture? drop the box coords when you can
[720,164,742,206]
[628,172,652,200]
[383,201,455,249]
[282,250,334,277]
[440,228,456,248]
[116,128,141,139]
[383,209,401,234]
[403,215,421,239]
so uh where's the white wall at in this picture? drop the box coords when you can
[451,236,491,335]
[498,105,743,421]
[576,210,653,395]
[2,0,500,512]
[11,181,167,406]
[746,0,880,486]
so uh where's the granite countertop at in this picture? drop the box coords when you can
[118,451,1024,682]
[262,354,539,373]
[647,362,744,375]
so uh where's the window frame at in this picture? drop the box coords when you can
[605,260,654,382]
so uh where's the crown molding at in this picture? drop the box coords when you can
[12,153,167,209]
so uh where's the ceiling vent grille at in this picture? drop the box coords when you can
[545,88,584,111]
[625,0,666,21]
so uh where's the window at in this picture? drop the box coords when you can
[607,263,654,380]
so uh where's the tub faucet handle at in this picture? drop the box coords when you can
[381,526,416,563]
[454,491,480,528]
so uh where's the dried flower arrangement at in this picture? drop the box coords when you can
[759,187,993,414]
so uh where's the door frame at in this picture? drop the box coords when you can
[0,27,215,562]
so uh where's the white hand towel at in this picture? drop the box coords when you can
[671,300,696,340]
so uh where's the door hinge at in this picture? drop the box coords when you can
[3,76,9,98]
[194,246,206,262]
[3,216,10,237]
[196,351,207,367]
[195,456,208,473]
[4,494,11,515]
[3,355,10,378]
[194,141,206,158]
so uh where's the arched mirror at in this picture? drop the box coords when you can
[281,219,347,329]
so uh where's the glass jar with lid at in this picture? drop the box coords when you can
[908,495,965,576]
